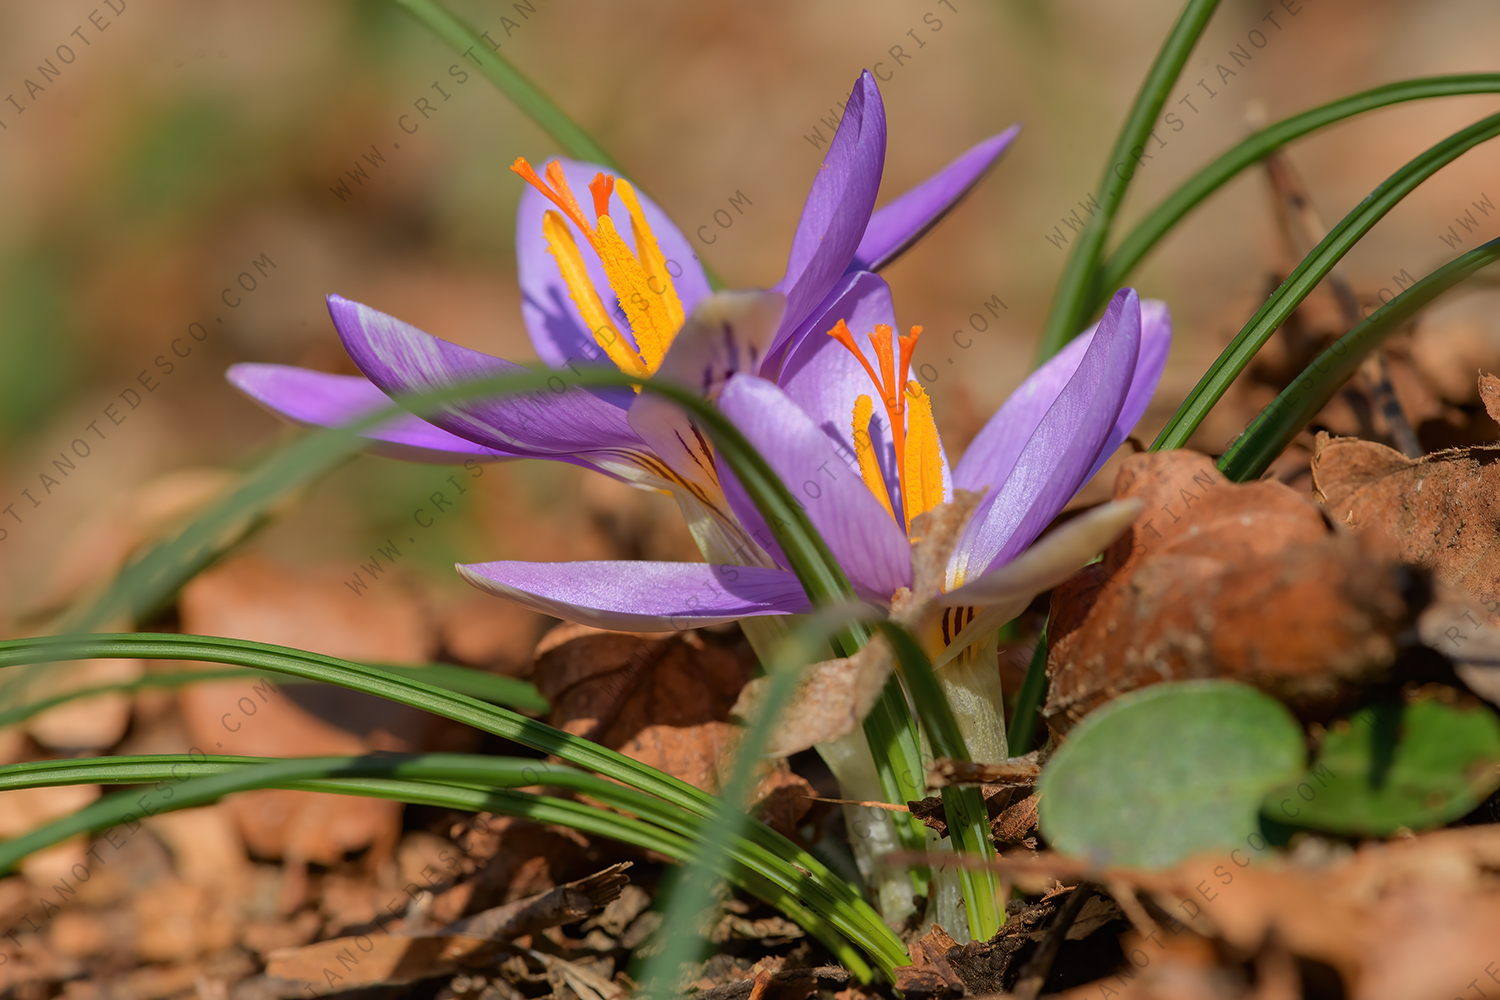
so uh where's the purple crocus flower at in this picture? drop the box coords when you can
[460,276,1170,637]
[226,71,1019,569]
[461,274,1169,762]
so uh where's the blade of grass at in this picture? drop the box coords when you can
[0,665,548,731]
[391,0,619,169]
[0,633,908,975]
[1218,236,1500,481]
[1007,626,1048,757]
[0,753,873,979]
[1098,75,1500,301]
[638,611,855,996]
[1152,111,1500,452]
[387,0,726,291]
[1034,0,1222,362]
[877,623,1001,941]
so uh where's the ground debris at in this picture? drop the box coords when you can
[1047,450,1411,735]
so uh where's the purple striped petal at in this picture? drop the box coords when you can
[227,363,514,464]
[850,125,1021,273]
[327,294,646,460]
[775,271,901,506]
[1086,299,1170,482]
[717,374,912,601]
[954,297,1170,494]
[456,560,811,631]
[949,289,1142,583]
[516,158,710,371]
[769,72,886,359]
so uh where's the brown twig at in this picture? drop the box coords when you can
[439,862,633,941]
[1011,883,1095,1000]
[1263,147,1424,457]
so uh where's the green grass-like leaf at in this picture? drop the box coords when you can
[1100,75,1500,300]
[1034,0,1223,361]
[1152,111,1500,452]
[0,633,908,976]
[1218,235,1500,481]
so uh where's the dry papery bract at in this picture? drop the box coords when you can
[1046,450,1410,736]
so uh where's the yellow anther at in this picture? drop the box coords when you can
[616,178,686,335]
[901,380,945,529]
[852,394,896,521]
[541,211,646,377]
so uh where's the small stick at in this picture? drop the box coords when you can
[1263,148,1424,457]
[1011,883,1094,1000]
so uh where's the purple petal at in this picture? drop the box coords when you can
[775,271,901,504]
[716,374,911,601]
[850,125,1020,273]
[953,298,1170,494]
[227,363,514,464]
[327,294,646,460]
[456,560,811,631]
[516,158,711,370]
[950,289,1142,582]
[1085,299,1170,482]
[768,72,886,360]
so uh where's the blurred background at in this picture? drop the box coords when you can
[2,0,1499,637]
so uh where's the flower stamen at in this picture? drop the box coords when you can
[829,320,945,532]
[512,158,686,376]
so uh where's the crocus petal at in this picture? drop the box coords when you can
[776,272,898,461]
[950,289,1142,583]
[716,374,912,601]
[954,296,1170,494]
[1085,299,1170,483]
[327,294,642,459]
[850,124,1021,273]
[769,71,886,359]
[227,363,514,464]
[516,158,711,370]
[456,560,811,631]
[930,499,1143,670]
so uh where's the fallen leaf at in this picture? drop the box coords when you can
[533,624,755,791]
[1048,451,1410,735]
[267,864,630,993]
[892,924,966,998]
[1312,382,1500,611]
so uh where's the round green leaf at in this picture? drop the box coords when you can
[1263,697,1500,836]
[1038,681,1305,868]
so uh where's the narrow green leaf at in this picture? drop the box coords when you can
[1264,698,1500,836]
[390,0,620,169]
[1035,0,1222,362]
[1007,625,1048,757]
[639,611,880,995]
[1152,111,1500,452]
[0,665,547,731]
[0,752,872,978]
[0,633,907,975]
[1037,681,1305,869]
[879,623,1001,941]
[1218,236,1500,482]
[1100,75,1500,299]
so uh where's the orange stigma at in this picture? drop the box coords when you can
[829,320,945,532]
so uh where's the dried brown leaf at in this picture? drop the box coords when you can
[1047,451,1409,734]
